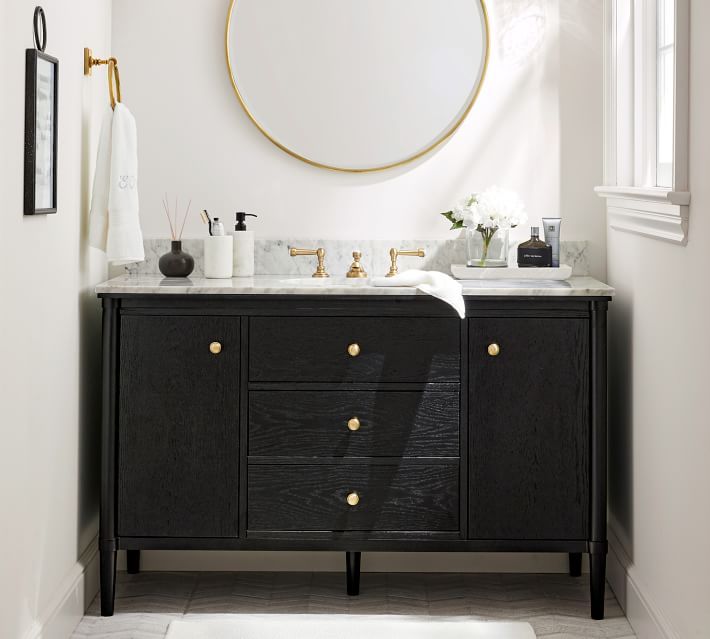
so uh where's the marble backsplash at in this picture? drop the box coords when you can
[116,238,590,278]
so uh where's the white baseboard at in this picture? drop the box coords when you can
[607,527,679,639]
[117,550,578,573]
[22,537,99,639]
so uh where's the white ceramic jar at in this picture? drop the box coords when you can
[204,235,234,279]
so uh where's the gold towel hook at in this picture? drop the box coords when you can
[84,48,122,110]
[108,59,121,109]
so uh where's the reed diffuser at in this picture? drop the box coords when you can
[158,194,195,277]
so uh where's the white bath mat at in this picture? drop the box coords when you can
[166,614,536,639]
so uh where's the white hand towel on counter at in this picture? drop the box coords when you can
[89,104,144,265]
[372,269,465,318]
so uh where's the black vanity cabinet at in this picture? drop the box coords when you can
[98,294,609,620]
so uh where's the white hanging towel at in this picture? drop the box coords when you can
[371,269,466,319]
[89,103,144,265]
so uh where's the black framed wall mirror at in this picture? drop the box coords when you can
[24,6,58,215]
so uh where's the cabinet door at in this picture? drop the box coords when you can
[469,318,589,540]
[118,315,240,538]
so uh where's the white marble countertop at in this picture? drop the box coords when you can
[96,274,614,297]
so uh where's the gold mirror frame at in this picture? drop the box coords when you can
[225,0,490,173]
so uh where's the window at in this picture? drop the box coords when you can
[596,0,690,244]
[656,0,674,187]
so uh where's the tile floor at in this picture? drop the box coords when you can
[72,572,636,639]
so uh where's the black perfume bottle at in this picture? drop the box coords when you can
[517,227,552,267]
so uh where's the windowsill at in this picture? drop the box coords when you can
[594,185,690,204]
[594,186,690,245]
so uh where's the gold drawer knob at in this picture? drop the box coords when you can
[346,492,360,506]
[209,341,222,355]
[487,343,500,357]
[347,417,361,432]
[347,343,361,357]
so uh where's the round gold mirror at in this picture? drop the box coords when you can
[226,0,489,172]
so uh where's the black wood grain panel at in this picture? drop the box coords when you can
[248,463,459,532]
[110,295,606,315]
[249,317,460,383]
[249,390,459,457]
[249,382,460,392]
[118,315,240,537]
[238,318,250,539]
[248,457,458,466]
[114,296,463,316]
[468,317,589,540]
[459,317,469,539]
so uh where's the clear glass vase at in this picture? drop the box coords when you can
[466,226,509,268]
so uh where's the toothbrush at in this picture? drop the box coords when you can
[200,209,213,236]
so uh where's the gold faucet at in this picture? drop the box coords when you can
[289,247,329,278]
[386,247,425,277]
[346,251,368,278]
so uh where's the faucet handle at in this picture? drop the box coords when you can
[386,247,425,277]
[289,247,329,278]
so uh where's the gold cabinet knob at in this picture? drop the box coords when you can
[209,341,222,354]
[346,492,360,506]
[487,343,500,357]
[347,417,361,432]
[347,343,361,357]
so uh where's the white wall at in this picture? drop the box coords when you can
[0,2,111,637]
[606,2,710,637]
[112,0,605,278]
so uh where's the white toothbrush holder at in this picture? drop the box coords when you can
[204,236,234,279]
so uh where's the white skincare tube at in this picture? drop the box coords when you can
[204,235,234,279]
[542,217,561,267]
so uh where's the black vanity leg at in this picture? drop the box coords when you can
[569,552,583,577]
[126,549,140,574]
[100,547,117,616]
[590,552,606,620]
[346,551,361,596]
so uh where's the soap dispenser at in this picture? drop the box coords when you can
[232,212,258,277]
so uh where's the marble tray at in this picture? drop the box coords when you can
[451,263,573,280]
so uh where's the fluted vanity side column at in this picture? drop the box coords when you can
[589,299,609,620]
[100,297,120,617]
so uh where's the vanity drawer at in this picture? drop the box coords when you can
[249,317,460,383]
[248,463,459,532]
[249,390,459,457]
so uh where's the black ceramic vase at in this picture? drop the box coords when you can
[159,240,194,277]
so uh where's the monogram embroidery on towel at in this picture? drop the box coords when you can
[118,175,136,190]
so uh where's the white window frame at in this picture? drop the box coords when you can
[595,0,690,244]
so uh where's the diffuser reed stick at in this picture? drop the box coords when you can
[162,194,192,241]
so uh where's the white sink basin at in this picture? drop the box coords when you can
[277,277,370,287]
[458,279,571,288]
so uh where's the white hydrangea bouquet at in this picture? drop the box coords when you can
[441,186,527,267]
